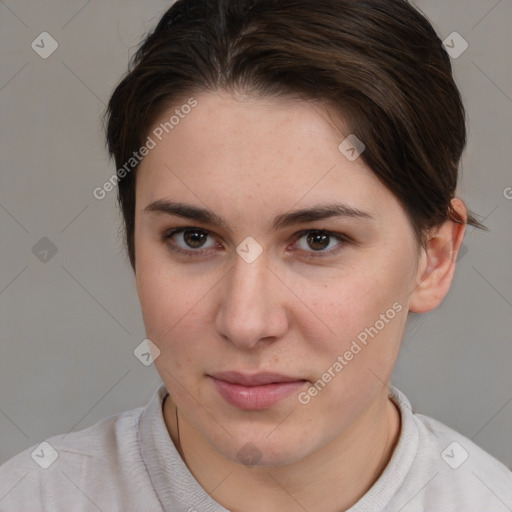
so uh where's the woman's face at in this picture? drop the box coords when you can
[134,90,422,466]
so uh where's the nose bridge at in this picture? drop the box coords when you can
[228,255,270,319]
[216,252,286,348]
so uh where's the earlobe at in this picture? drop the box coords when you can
[409,198,467,314]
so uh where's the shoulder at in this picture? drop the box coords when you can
[0,402,153,511]
[390,387,512,511]
[414,414,512,482]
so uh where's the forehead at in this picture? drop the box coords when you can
[135,90,392,221]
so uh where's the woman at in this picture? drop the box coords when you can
[1,0,511,510]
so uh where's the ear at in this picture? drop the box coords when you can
[409,198,467,314]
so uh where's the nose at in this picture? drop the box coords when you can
[214,253,289,350]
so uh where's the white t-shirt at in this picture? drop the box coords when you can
[1,384,511,511]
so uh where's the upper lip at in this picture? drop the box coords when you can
[209,371,306,386]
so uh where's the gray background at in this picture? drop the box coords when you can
[1,0,511,470]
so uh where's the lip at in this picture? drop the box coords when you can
[210,371,305,386]
[209,371,308,410]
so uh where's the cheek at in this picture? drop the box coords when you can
[135,247,219,363]
[137,271,207,390]
[311,261,407,335]
[135,245,185,338]
[301,250,411,376]
[301,278,407,418]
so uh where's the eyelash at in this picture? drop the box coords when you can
[161,227,352,259]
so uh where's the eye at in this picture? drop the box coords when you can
[291,230,350,257]
[163,227,219,254]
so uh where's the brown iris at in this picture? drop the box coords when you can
[306,232,330,251]
[183,230,208,248]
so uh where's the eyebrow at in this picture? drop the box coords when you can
[143,199,374,233]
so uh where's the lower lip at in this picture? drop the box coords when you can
[210,377,307,410]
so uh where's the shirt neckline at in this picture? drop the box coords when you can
[138,384,419,512]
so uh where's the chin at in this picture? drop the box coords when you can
[214,431,315,468]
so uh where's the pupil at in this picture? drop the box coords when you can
[184,230,206,248]
[307,232,329,251]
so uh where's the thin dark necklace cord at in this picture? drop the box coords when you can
[175,406,182,454]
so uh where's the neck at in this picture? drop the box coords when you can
[165,389,401,512]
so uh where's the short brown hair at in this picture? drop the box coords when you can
[105,0,486,271]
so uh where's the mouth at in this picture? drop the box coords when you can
[208,371,308,410]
